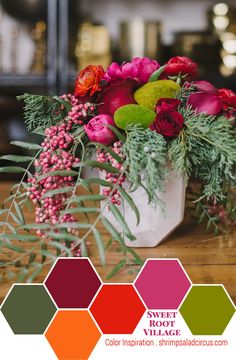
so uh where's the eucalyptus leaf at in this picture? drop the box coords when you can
[10,141,41,150]
[109,203,136,241]
[0,166,28,174]
[148,65,166,82]
[107,259,127,279]
[0,155,34,162]
[93,228,106,266]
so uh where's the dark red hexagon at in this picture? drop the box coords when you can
[134,259,191,309]
[45,258,102,308]
[90,284,146,334]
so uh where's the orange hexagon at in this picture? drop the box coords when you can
[45,310,101,359]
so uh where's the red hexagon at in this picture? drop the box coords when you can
[45,310,101,359]
[134,259,191,309]
[45,258,102,308]
[90,284,146,334]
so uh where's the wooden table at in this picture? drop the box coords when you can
[0,181,236,305]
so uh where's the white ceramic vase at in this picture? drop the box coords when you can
[101,171,186,248]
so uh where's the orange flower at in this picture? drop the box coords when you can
[74,65,105,97]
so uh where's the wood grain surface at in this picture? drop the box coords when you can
[0,181,235,305]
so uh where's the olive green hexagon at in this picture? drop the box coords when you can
[1,284,57,334]
[180,285,235,335]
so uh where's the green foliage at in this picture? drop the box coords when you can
[168,108,236,201]
[17,93,71,131]
[0,140,143,282]
[123,126,168,205]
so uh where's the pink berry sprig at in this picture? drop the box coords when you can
[97,141,125,206]
[61,93,96,126]
[27,117,80,247]
[207,203,236,228]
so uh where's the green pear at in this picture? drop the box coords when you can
[134,80,181,110]
[114,104,156,130]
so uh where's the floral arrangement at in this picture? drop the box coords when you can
[0,56,236,281]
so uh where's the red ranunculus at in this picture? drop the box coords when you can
[155,98,181,112]
[98,79,139,115]
[75,65,105,97]
[218,88,236,114]
[163,56,198,81]
[150,108,184,139]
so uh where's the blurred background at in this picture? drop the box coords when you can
[1,0,236,161]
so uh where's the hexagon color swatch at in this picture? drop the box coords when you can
[45,258,102,308]
[180,285,235,335]
[135,259,191,309]
[1,285,56,334]
[46,310,101,359]
[90,284,146,334]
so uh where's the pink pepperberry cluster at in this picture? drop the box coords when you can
[208,203,236,228]
[61,93,96,125]
[97,141,125,206]
[28,117,81,257]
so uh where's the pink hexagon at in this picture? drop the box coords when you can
[134,259,191,309]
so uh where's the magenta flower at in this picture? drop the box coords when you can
[84,114,117,145]
[188,81,223,115]
[131,57,160,83]
[104,57,160,84]
[98,79,139,115]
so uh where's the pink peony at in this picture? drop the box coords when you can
[131,57,160,83]
[104,57,160,84]
[84,114,117,145]
[98,79,139,115]
[188,81,223,115]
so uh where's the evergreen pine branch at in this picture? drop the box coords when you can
[123,126,168,206]
[169,108,236,201]
[17,93,71,131]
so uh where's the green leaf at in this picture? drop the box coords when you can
[148,65,166,82]
[118,186,140,225]
[107,259,127,279]
[80,240,88,257]
[109,204,136,241]
[27,264,43,283]
[84,178,114,188]
[68,194,106,204]
[41,186,74,199]
[75,160,120,174]
[9,211,23,225]
[0,222,16,233]
[1,234,38,242]
[10,141,41,150]
[101,217,125,245]
[0,155,34,162]
[93,228,106,266]
[105,124,126,142]
[61,207,100,215]
[50,241,73,256]
[57,222,91,229]
[46,231,79,241]
[4,243,26,253]
[28,253,37,264]
[18,223,51,230]
[14,201,25,225]
[0,166,28,174]
[37,170,78,181]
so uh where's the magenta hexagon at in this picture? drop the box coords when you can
[134,259,191,309]
[45,258,102,308]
